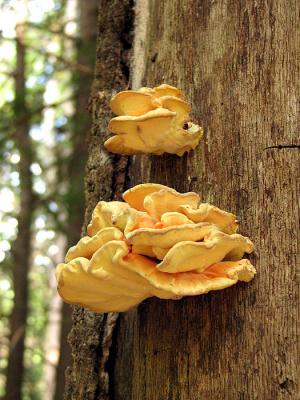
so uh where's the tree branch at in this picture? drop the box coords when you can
[0,69,15,78]
[0,36,94,76]
[30,96,75,117]
[35,48,93,75]
[0,36,93,76]
[0,96,74,133]
[26,21,78,41]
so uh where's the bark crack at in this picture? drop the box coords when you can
[106,315,121,400]
[264,144,300,150]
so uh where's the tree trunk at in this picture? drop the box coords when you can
[65,0,300,399]
[54,1,99,399]
[112,1,300,399]
[63,1,133,399]
[5,1,34,399]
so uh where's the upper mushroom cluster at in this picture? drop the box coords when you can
[56,184,256,312]
[104,84,203,156]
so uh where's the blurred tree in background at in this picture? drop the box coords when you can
[0,0,96,398]
[4,1,33,399]
[54,1,98,399]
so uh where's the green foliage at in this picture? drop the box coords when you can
[0,0,87,398]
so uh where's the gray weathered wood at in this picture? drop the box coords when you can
[112,1,300,399]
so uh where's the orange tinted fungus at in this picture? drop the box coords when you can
[104,84,203,156]
[56,183,256,312]
[129,215,156,231]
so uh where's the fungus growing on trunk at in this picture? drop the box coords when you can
[56,184,256,312]
[104,84,203,156]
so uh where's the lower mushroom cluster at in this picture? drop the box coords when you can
[56,184,256,312]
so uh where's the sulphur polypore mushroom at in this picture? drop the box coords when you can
[104,84,203,156]
[56,183,256,312]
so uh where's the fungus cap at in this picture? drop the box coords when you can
[56,183,256,312]
[156,231,254,273]
[57,239,255,312]
[123,183,171,211]
[104,84,203,156]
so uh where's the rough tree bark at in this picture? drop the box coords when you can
[113,1,300,399]
[64,0,299,399]
[54,1,99,399]
[63,1,133,399]
[5,1,34,399]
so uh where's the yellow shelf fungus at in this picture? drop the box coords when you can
[104,84,203,156]
[56,184,256,313]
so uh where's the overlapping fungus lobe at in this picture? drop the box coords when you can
[104,84,204,156]
[56,183,256,312]
[128,214,156,231]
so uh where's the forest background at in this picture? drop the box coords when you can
[0,0,98,399]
